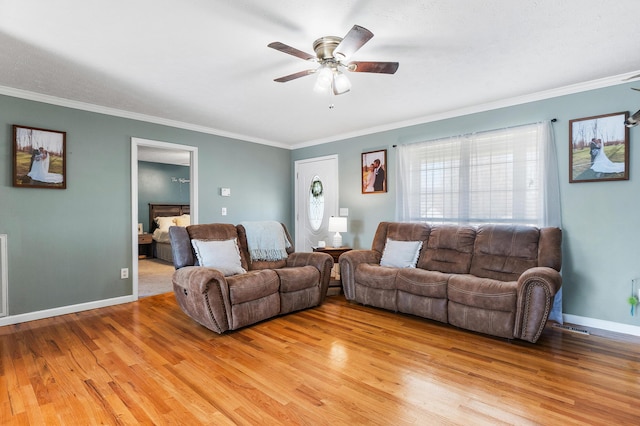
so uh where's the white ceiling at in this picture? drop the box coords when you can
[1,1,640,150]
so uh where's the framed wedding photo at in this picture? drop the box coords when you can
[12,125,67,189]
[569,112,629,183]
[361,149,387,193]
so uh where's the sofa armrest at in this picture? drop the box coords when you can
[339,250,382,300]
[287,252,334,301]
[514,266,562,343]
[172,266,233,333]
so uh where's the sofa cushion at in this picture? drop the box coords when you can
[448,274,517,312]
[275,266,319,293]
[418,225,475,274]
[380,239,423,268]
[396,268,449,298]
[371,222,430,254]
[226,269,280,305]
[191,238,246,276]
[355,263,398,290]
[470,225,540,281]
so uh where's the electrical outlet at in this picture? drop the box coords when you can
[221,207,227,216]
[120,268,129,279]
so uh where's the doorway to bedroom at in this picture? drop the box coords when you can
[131,138,198,299]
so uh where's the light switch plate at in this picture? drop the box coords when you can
[221,187,231,196]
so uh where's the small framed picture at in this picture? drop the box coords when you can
[12,125,67,189]
[362,149,387,193]
[138,223,144,235]
[569,112,629,183]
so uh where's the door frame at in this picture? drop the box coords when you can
[131,137,198,299]
[294,154,339,251]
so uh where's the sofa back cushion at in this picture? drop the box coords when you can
[236,223,294,270]
[469,224,540,281]
[372,222,431,254]
[418,225,476,274]
[187,223,250,270]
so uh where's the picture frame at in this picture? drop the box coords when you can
[12,125,67,189]
[362,149,387,193]
[138,223,144,235]
[569,112,629,183]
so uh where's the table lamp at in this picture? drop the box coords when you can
[328,216,347,247]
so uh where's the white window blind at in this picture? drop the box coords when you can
[396,121,561,227]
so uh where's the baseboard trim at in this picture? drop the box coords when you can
[563,314,640,337]
[0,295,136,327]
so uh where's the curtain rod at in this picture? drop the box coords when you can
[392,118,558,147]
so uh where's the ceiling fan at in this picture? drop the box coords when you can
[268,25,399,95]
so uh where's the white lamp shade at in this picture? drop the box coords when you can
[314,67,333,93]
[332,72,351,95]
[328,216,347,247]
[328,216,347,233]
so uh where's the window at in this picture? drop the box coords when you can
[397,121,560,227]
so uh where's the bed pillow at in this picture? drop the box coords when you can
[155,216,179,232]
[380,238,423,268]
[175,214,190,227]
[191,238,246,276]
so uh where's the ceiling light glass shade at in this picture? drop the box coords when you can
[332,71,351,95]
[314,66,333,93]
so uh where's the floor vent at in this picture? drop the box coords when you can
[553,323,590,335]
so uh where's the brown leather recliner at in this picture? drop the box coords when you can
[169,223,333,334]
[340,222,562,343]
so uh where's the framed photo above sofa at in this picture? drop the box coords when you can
[362,149,387,193]
[12,125,67,189]
[569,112,629,183]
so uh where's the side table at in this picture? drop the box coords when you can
[312,246,352,295]
[138,233,153,258]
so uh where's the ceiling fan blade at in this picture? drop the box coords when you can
[347,61,399,74]
[268,42,316,61]
[334,25,374,60]
[273,69,315,82]
[631,87,640,91]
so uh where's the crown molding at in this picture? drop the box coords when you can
[292,71,640,149]
[1,70,638,151]
[0,85,290,149]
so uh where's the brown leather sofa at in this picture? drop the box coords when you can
[339,222,562,343]
[168,223,333,333]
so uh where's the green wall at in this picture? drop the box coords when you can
[292,81,640,328]
[0,94,291,316]
[138,161,190,233]
[2,79,640,330]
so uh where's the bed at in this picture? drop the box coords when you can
[149,203,191,263]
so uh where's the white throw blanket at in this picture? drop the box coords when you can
[241,221,291,261]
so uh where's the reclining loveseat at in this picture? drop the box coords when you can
[339,222,562,343]
[168,222,333,333]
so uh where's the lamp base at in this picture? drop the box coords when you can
[332,232,342,248]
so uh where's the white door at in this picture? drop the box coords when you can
[295,155,339,252]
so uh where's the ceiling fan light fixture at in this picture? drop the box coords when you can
[332,71,351,95]
[313,66,333,93]
[269,24,397,95]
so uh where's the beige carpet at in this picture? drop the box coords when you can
[138,258,175,298]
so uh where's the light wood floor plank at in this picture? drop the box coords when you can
[1,293,640,425]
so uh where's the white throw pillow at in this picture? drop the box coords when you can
[191,238,246,277]
[175,214,190,227]
[380,238,423,268]
[155,216,178,232]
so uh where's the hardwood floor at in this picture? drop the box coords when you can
[1,294,639,425]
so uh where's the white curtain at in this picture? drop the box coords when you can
[396,120,563,321]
